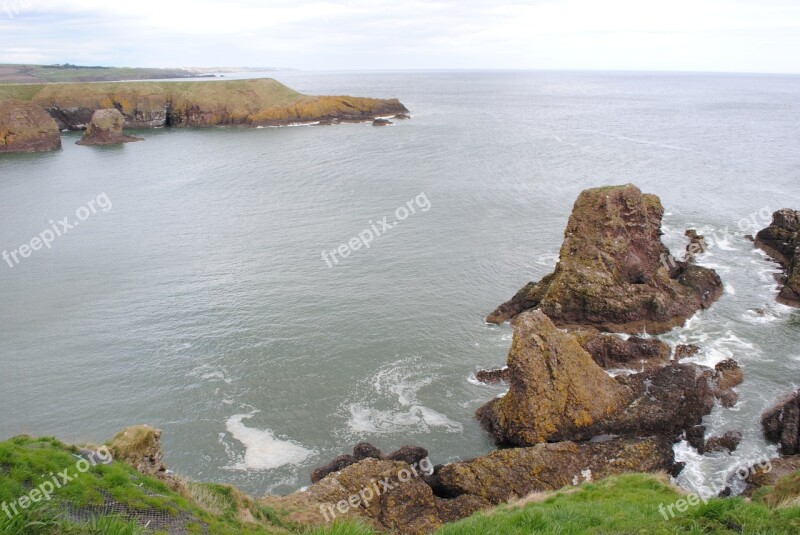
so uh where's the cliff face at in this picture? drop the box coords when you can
[486,184,723,334]
[0,100,62,153]
[0,78,409,131]
[756,209,800,307]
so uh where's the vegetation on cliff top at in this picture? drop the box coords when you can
[0,64,210,84]
[2,435,799,534]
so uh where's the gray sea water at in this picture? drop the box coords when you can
[1,71,799,497]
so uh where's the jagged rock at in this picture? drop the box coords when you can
[353,442,383,460]
[675,344,701,360]
[263,458,488,535]
[486,185,723,334]
[756,209,800,307]
[684,229,708,263]
[476,310,629,446]
[572,327,670,370]
[762,390,800,455]
[671,462,687,478]
[714,359,743,408]
[311,454,357,483]
[477,310,719,447]
[686,425,707,453]
[77,108,143,145]
[433,437,674,504]
[705,431,742,453]
[312,443,430,483]
[372,118,393,126]
[387,446,429,466]
[0,100,61,153]
[475,368,509,384]
[741,455,798,498]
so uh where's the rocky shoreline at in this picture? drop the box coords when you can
[0,78,410,153]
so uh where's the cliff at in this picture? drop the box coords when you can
[0,78,409,132]
[0,100,61,153]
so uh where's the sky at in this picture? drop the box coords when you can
[1,0,800,73]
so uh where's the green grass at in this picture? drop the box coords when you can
[0,64,203,84]
[435,473,800,535]
[3,435,798,534]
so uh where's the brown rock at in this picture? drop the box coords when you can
[77,108,143,145]
[762,390,800,455]
[741,455,798,498]
[372,118,393,126]
[107,425,170,480]
[475,368,509,384]
[572,327,670,370]
[675,344,701,360]
[353,442,383,460]
[477,310,720,447]
[476,310,629,446]
[310,454,357,483]
[434,437,674,504]
[756,209,800,307]
[387,446,429,466]
[0,100,61,153]
[714,359,743,408]
[705,430,742,453]
[486,185,723,334]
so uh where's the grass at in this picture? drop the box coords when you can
[3,435,798,534]
[0,64,203,84]
[435,473,800,535]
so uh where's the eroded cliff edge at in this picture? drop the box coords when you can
[0,78,410,152]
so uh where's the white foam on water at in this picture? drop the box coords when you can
[342,357,463,435]
[223,411,315,471]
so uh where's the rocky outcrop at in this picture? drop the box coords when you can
[476,310,628,446]
[108,425,168,478]
[262,457,488,535]
[756,209,800,307]
[572,327,670,370]
[431,437,674,504]
[486,185,723,334]
[704,431,742,454]
[714,359,743,408]
[762,390,800,455]
[311,443,429,483]
[477,310,721,447]
[0,100,61,153]
[372,118,393,126]
[741,455,798,498]
[76,109,143,145]
[1,78,409,131]
[475,367,509,384]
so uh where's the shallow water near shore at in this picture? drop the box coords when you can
[1,70,799,496]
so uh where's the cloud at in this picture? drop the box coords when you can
[1,0,799,72]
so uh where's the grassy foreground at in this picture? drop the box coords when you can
[1,436,799,534]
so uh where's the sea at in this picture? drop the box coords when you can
[1,70,799,497]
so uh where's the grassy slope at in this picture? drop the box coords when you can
[0,65,204,84]
[5,437,797,534]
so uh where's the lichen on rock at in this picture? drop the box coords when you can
[77,108,143,145]
[486,184,723,334]
[0,99,61,153]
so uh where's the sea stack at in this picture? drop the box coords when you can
[486,184,723,334]
[0,100,62,153]
[77,108,143,145]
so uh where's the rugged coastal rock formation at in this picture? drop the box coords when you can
[430,437,673,504]
[310,442,429,483]
[756,209,800,307]
[572,327,670,370]
[0,78,409,131]
[476,310,727,447]
[0,100,61,153]
[486,185,723,334]
[76,108,143,145]
[762,390,800,455]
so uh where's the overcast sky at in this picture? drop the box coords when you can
[2,0,799,73]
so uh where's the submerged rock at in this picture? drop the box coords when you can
[0,100,61,153]
[477,310,720,447]
[372,118,393,126]
[762,390,800,455]
[755,209,800,307]
[486,184,723,334]
[77,108,143,145]
[705,431,743,454]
